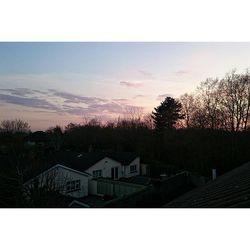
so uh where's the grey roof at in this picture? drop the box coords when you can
[51,151,138,173]
[21,151,139,182]
[164,161,250,208]
[69,195,112,208]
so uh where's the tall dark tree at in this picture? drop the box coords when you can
[152,96,183,131]
[46,125,63,150]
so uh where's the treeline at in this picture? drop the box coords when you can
[62,121,250,177]
[180,69,250,131]
[1,69,250,180]
[45,69,250,176]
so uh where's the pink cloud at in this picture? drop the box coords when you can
[120,81,143,88]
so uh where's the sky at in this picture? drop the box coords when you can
[1,42,250,131]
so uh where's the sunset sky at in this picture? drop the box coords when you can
[1,42,250,131]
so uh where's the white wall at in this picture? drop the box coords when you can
[124,157,140,178]
[30,165,89,198]
[85,156,140,180]
[86,157,122,179]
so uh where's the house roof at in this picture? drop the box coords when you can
[51,151,105,172]
[69,195,112,208]
[51,151,138,172]
[25,151,139,181]
[107,152,139,166]
[164,161,250,208]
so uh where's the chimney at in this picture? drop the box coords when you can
[212,169,217,180]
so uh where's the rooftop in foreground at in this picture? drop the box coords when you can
[69,195,113,208]
[164,161,250,208]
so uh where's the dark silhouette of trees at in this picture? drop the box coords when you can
[218,70,250,131]
[178,70,250,131]
[124,106,144,122]
[0,119,31,207]
[197,78,221,130]
[179,93,196,128]
[0,119,30,134]
[46,125,63,150]
[152,96,183,131]
[143,113,155,129]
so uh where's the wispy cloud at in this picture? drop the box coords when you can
[32,89,49,95]
[134,94,147,99]
[112,98,130,104]
[49,89,108,105]
[156,93,173,101]
[175,70,190,76]
[0,88,35,96]
[120,81,143,88]
[0,88,144,119]
[88,102,124,114]
[138,70,154,78]
[62,102,142,117]
[0,93,59,111]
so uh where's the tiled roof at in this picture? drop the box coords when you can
[164,161,250,208]
[52,151,106,172]
[52,151,138,172]
[70,195,112,208]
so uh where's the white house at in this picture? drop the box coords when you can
[24,151,140,199]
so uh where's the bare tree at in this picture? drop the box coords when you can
[87,118,102,127]
[179,69,250,131]
[23,167,71,207]
[124,106,144,122]
[197,78,221,130]
[143,113,155,129]
[218,70,250,131]
[241,70,250,130]
[190,105,208,129]
[179,93,196,128]
[0,119,30,133]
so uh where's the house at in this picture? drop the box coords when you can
[24,151,140,199]
[164,161,250,208]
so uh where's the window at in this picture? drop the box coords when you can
[66,179,81,193]
[130,165,137,174]
[66,182,71,192]
[75,179,80,189]
[111,167,118,179]
[93,170,102,178]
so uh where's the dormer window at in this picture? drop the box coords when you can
[130,165,137,174]
[93,170,102,178]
